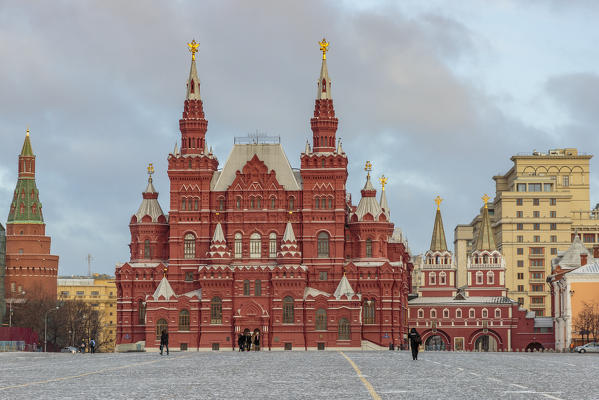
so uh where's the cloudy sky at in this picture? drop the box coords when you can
[1,1,598,276]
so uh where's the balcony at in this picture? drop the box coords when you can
[529,278,546,284]
[529,265,546,271]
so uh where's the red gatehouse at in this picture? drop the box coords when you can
[115,39,413,352]
[408,197,554,352]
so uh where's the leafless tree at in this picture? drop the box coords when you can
[574,302,599,343]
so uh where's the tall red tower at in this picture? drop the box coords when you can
[4,130,59,299]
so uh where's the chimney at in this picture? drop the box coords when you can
[593,244,599,259]
[580,253,588,266]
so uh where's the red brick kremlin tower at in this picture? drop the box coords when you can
[4,130,59,300]
[115,39,413,352]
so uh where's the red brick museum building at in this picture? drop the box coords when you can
[115,41,414,351]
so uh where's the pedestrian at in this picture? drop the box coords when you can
[160,330,169,355]
[80,339,86,354]
[245,332,252,352]
[238,334,245,352]
[253,331,260,351]
[408,328,421,360]
[89,338,96,354]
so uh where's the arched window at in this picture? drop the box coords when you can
[439,271,446,285]
[255,280,262,296]
[443,309,449,319]
[482,308,488,318]
[194,199,198,211]
[315,309,327,331]
[430,309,437,318]
[469,309,475,318]
[234,233,242,258]
[328,198,333,209]
[156,318,168,340]
[338,318,350,340]
[250,233,261,258]
[495,308,501,318]
[236,197,241,209]
[456,309,462,319]
[181,198,186,211]
[363,299,375,325]
[282,296,294,323]
[418,309,424,318]
[483,254,489,264]
[269,233,277,258]
[288,197,294,210]
[179,310,190,331]
[211,297,222,324]
[271,197,276,209]
[243,280,250,296]
[487,271,494,284]
[315,198,320,209]
[144,239,151,259]
[184,233,196,259]
[250,198,255,209]
[365,238,373,258]
[317,232,330,258]
[218,198,224,211]
[138,300,146,324]
[429,272,436,285]
[257,197,261,209]
[476,271,483,285]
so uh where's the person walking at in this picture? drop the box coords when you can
[408,328,421,360]
[238,334,245,352]
[89,338,96,354]
[245,332,252,352]
[160,330,169,355]
[80,339,86,354]
[253,331,260,351]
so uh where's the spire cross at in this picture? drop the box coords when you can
[147,163,155,177]
[26,127,30,137]
[319,38,329,60]
[482,194,490,208]
[379,175,388,191]
[187,39,200,61]
[364,160,372,177]
[435,196,443,210]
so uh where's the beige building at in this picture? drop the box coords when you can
[57,274,117,351]
[456,148,599,316]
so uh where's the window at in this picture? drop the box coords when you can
[179,310,190,331]
[530,259,544,267]
[550,223,557,231]
[530,284,544,292]
[517,235,523,243]
[563,175,569,187]
[236,197,241,209]
[516,211,523,218]
[185,272,194,282]
[315,309,327,331]
[487,271,494,284]
[517,183,527,192]
[529,183,541,192]
[90,291,99,297]
[317,232,330,258]
[138,300,146,324]
[495,309,501,318]
[550,211,556,218]
[439,272,446,285]
[255,280,262,296]
[319,271,328,281]
[429,272,436,285]
[469,309,475,318]
[234,233,242,258]
[184,233,196,259]
[288,197,294,210]
[517,248,523,255]
[517,273,524,279]
[530,297,544,305]
[210,297,222,324]
[476,271,483,285]
[517,297,524,306]
[418,309,424,318]
[482,309,488,318]
[250,233,261,258]
[517,285,525,292]
[550,198,557,206]
[271,197,276,209]
[534,309,545,317]
[517,223,523,231]
[530,247,544,255]
[363,300,375,325]
[543,183,552,192]
[533,211,540,218]
[144,239,151,259]
[219,198,224,211]
[338,318,350,340]
[516,198,523,206]
[243,280,250,296]
[250,198,255,209]
[269,233,277,258]
[283,296,294,323]
[583,234,595,243]
[443,309,449,319]
[194,199,198,211]
[315,198,320,209]
[430,309,437,318]
[456,309,462,318]
[531,272,544,280]
[257,198,261,209]
[156,319,168,340]
[551,248,557,255]
[533,198,540,206]
[60,291,69,297]
[550,235,557,243]
[328,198,333,209]
[534,236,540,243]
[181,198,186,211]
[533,223,540,230]
[76,291,84,297]
[365,238,372,258]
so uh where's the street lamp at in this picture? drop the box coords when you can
[44,306,60,352]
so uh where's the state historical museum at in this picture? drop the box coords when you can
[115,40,413,352]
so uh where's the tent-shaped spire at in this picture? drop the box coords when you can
[282,221,296,242]
[207,222,231,259]
[212,222,225,242]
[134,164,166,223]
[316,40,332,100]
[186,40,201,101]
[430,196,447,252]
[152,276,176,299]
[379,175,389,218]
[277,222,301,261]
[21,129,33,156]
[354,163,384,221]
[333,274,356,299]
[473,194,496,251]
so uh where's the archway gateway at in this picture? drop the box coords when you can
[425,335,446,351]
[474,335,498,352]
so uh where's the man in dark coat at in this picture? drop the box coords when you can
[408,328,421,360]
[160,330,169,355]
[238,334,245,352]
[245,332,252,351]
[253,331,260,351]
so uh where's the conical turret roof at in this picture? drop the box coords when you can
[186,48,201,101]
[21,130,33,156]
[380,188,390,219]
[152,276,176,299]
[134,174,166,223]
[430,208,448,252]
[334,274,356,299]
[474,196,496,252]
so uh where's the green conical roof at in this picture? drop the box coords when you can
[430,208,448,252]
[474,205,496,251]
[7,133,43,224]
[21,132,33,156]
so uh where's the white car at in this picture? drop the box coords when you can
[574,342,599,353]
[60,346,78,354]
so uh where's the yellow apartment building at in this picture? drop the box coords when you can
[57,274,117,351]
[455,148,599,316]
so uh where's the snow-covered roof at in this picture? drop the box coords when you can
[152,277,176,299]
[210,143,301,191]
[409,296,515,305]
[181,289,202,298]
[303,287,331,299]
[554,235,591,269]
[333,275,358,299]
[134,178,166,223]
[569,261,599,274]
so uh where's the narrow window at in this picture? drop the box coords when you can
[269,233,277,258]
[234,233,242,258]
[283,296,294,323]
[243,280,250,296]
[365,238,372,258]
[255,280,262,296]
[328,198,333,209]
[315,309,327,331]
[487,271,494,284]
[179,310,190,331]
[439,272,446,285]
[194,199,198,210]
[184,233,196,259]
[315,198,320,209]
[271,197,276,209]
[236,197,241,209]
[181,198,186,211]
[476,271,483,285]
[144,239,151,259]
[482,309,488,318]
[210,298,222,324]
[138,300,146,324]
[250,233,261,258]
[456,309,462,319]
[338,318,350,340]
[317,232,330,258]
[363,299,375,325]
[219,198,224,211]
[257,198,261,209]
[288,197,294,210]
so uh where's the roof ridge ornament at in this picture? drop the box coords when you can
[482,193,490,209]
[379,175,388,191]
[319,38,329,60]
[187,39,199,61]
[364,160,372,178]
[435,195,443,211]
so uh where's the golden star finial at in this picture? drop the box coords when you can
[482,194,490,208]
[435,196,443,210]
[319,38,329,60]
[187,39,200,61]
[364,161,372,177]
[26,127,30,137]
[379,175,388,191]
[147,163,155,176]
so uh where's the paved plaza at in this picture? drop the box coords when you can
[0,351,596,399]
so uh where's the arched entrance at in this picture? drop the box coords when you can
[425,335,446,351]
[474,335,498,352]
[526,342,544,352]
[234,301,269,350]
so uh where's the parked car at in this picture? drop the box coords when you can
[60,346,78,354]
[574,342,599,353]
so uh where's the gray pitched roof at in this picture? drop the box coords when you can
[556,235,590,269]
[134,178,166,223]
[569,261,599,274]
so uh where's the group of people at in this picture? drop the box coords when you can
[79,338,96,354]
[237,330,260,351]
